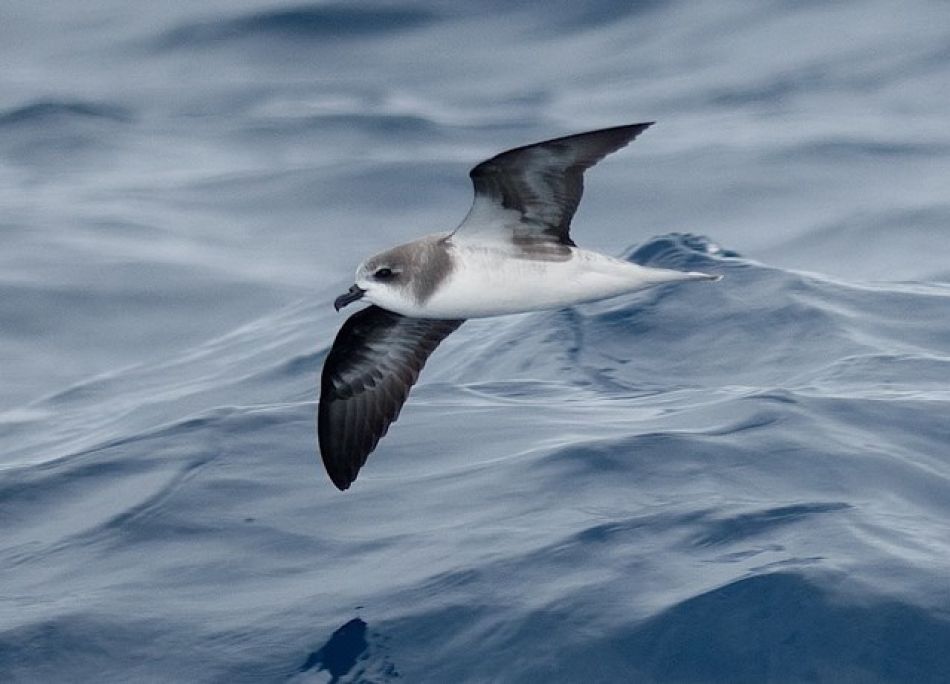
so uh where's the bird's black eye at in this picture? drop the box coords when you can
[374,268,394,280]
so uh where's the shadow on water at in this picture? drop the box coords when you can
[299,618,399,683]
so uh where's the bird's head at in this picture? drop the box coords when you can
[334,245,415,313]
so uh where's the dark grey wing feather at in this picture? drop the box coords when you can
[318,305,464,490]
[457,123,653,248]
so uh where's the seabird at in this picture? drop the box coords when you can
[319,123,719,490]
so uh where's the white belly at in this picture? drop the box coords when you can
[415,245,714,319]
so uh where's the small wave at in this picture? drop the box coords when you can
[157,4,436,49]
[688,503,851,548]
[0,101,132,127]
[246,111,442,137]
[458,0,665,32]
[764,205,950,281]
[625,232,742,269]
[782,139,949,163]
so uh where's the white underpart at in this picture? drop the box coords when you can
[398,241,718,319]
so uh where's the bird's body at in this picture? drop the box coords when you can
[318,122,721,490]
[372,235,716,319]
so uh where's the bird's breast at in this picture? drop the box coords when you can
[415,246,659,319]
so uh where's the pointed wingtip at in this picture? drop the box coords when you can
[624,121,655,141]
[326,467,353,491]
[322,450,357,490]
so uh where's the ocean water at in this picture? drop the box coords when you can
[2,1,950,682]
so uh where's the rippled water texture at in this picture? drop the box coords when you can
[2,1,950,682]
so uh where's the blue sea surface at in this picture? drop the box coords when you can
[2,1,950,682]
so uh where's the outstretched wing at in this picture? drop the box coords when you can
[452,123,653,254]
[318,305,464,490]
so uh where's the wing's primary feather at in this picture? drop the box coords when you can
[453,122,653,251]
[318,305,464,490]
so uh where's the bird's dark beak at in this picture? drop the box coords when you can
[334,285,365,311]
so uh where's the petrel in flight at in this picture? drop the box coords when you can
[319,123,719,490]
